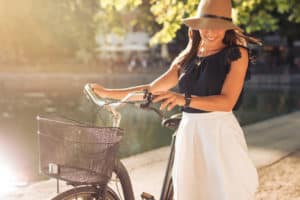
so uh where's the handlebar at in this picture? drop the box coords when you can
[84,84,107,107]
[83,83,164,127]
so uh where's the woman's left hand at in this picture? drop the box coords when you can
[152,91,185,111]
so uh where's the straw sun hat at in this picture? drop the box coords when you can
[182,0,243,32]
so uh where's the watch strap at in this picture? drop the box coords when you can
[184,93,192,108]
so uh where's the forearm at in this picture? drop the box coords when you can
[99,84,150,100]
[189,94,233,112]
[94,64,179,100]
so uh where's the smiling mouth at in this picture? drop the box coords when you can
[205,37,216,41]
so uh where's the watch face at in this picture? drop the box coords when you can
[184,97,191,107]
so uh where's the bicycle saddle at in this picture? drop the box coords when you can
[162,113,182,130]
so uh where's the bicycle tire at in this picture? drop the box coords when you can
[52,185,120,200]
[113,160,135,200]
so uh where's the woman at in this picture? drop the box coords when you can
[92,0,261,199]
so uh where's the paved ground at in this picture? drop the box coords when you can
[2,110,300,200]
[255,150,300,200]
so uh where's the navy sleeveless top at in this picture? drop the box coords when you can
[178,45,251,113]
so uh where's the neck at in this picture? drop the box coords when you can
[200,40,226,50]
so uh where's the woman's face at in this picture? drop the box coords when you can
[199,29,226,46]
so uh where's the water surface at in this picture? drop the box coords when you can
[0,73,299,182]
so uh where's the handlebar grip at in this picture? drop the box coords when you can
[83,83,106,107]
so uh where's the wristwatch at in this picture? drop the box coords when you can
[184,94,192,108]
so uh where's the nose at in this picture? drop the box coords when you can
[207,29,216,33]
[207,31,213,36]
[202,29,214,35]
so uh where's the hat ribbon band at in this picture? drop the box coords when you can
[201,14,232,22]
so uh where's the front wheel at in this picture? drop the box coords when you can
[52,186,120,200]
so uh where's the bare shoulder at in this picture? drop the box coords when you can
[229,47,249,74]
[170,60,181,70]
[169,61,181,76]
[239,46,249,58]
[231,46,249,64]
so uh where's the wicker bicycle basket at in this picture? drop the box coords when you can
[37,115,124,185]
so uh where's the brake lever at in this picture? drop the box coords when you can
[140,92,157,109]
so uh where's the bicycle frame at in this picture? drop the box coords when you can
[84,84,179,200]
[159,131,176,200]
[111,131,176,200]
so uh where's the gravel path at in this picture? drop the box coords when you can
[255,149,300,200]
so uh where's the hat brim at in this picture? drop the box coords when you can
[182,17,243,32]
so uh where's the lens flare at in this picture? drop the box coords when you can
[0,156,28,196]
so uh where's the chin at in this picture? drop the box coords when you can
[206,39,222,45]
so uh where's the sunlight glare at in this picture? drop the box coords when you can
[0,156,28,196]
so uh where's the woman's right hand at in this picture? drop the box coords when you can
[91,83,108,98]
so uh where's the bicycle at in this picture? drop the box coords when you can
[37,83,182,200]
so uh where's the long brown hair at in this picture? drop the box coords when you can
[172,28,261,72]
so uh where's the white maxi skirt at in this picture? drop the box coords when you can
[172,111,259,200]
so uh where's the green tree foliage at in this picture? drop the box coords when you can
[94,0,158,39]
[105,0,300,45]
[234,0,300,33]
[0,0,98,63]
[1,0,299,63]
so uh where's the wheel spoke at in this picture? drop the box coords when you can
[52,186,120,200]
